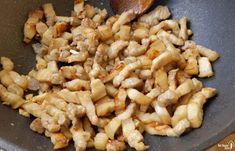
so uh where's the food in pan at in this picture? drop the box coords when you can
[0,0,219,150]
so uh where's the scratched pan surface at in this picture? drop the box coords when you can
[0,0,235,151]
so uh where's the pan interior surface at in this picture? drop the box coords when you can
[0,0,235,151]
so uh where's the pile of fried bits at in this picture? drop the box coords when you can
[0,0,219,150]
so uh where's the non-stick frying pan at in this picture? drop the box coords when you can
[0,0,235,151]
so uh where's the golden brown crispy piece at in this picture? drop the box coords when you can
[24,9,43,43]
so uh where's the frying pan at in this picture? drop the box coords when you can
[0,0,235,151]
